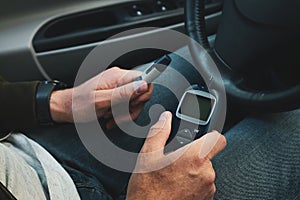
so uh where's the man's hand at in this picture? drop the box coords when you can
[126,112,226,200]
[49,67,153,127]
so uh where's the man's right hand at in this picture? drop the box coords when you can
[49,67,153,126]
[126,111,226,200]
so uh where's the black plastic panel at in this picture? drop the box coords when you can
[44,11,118,38]
[33,0,222,52]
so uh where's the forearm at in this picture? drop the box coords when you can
[0,77,72,131]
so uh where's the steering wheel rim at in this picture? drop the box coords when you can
[185,0,300,112]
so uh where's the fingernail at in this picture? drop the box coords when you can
[134,81,147,93]
[159,111,170,121]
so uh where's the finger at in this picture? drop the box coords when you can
[131,83,154,106]
[183,131,226,161]
[195,131,227,160]
[103,110,112,119]
[105,103,144,129]
[116,69,142,86]
[94,90,113,110]
[95,80,148,107]
[141,111,172,153]
[130,103,145,120]
[204,184,216,200]
[204,131,226,160]
[106,118,116,130]
[112,80,149,105]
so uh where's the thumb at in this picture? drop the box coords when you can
[111,80,148,105]
[141,112,173,153]
[187,131,226,160]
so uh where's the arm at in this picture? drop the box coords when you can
[0,77,39,131]
[1,67,152,131]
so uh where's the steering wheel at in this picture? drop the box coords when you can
[185,0,300,112]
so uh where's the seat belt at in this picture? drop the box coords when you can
[0,182,17,200]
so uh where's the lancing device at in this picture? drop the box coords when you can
[135,55,171,83]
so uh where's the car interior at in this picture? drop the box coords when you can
[1,0,300,199]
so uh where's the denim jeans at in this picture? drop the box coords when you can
[26,47,300,199]
[213,109,300,200]
[26,123,132,200]
[26,109,300,200]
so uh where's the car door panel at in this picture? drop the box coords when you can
[0,0,222,84]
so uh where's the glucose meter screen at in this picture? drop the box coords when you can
[179,93,212,121]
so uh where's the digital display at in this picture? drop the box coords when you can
[179,93,213,121]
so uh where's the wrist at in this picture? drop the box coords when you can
[50,88,73,123]
[35,80,68,125]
